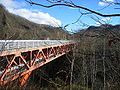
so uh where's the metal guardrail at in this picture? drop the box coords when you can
[0,40,74,52]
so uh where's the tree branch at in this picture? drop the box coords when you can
[26,0,120,17]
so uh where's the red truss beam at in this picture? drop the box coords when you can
[0,43,74,86]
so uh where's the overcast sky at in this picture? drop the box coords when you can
[0,0,120,32]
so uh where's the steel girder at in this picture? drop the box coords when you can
[0,43,74,86]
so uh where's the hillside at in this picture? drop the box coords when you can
[73,24,120,89]
[0,4,70,40]
[74,24,120,40]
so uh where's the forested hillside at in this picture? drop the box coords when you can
[0,4,70,40]
[73,24,120,89]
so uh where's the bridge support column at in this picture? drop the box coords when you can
[20,71,32,86]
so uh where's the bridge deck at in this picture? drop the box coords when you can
[0,40,74,86]
[0,40,72,52]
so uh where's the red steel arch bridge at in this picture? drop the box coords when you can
[0,40,75,86]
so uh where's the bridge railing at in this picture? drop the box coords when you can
[0,40,74,52]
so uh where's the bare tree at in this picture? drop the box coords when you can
[26,0,120,17]
[24,0,120,89]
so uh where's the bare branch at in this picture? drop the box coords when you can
[26,0,120,17]
[64,14,83,29]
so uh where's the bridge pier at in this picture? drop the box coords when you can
[20,71,32,86]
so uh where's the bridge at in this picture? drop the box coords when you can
[0,40,75,86]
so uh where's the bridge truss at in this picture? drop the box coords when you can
[0,40,74,86]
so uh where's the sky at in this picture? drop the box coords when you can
[0,0,120,32]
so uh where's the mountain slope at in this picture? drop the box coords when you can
[0,4,70,40]
[74,24,120,40]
